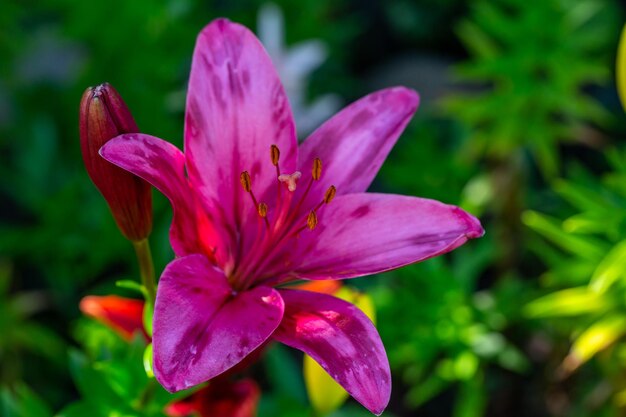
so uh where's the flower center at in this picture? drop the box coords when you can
[231,144,336,290]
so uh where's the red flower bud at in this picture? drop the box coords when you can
[79,83,152,241]
[79,295,148,341]
[166,378,260,417]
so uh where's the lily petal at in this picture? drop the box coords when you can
[185,18,298,255]
[291,193,483,280]
[295,87,418,211]
[153,255,284,392]
[274,289,390,415]
[101,134,223,260]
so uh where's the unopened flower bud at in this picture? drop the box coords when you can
[79,295,147,341]
[79,83,152,241]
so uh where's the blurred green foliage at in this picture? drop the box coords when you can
[2,0,626,416]
[444,0,620,177]
[374,253,530,417]
[60,320,192,417]
[524,150,626,413]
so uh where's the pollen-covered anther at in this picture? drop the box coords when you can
[324,185,337,204]
[307,211,318,230]
[240,170,262,216]
[312,158,322,180]
[240,171,252,192]
[258,203,268,218]
[278,171,302,192]
[270,144,280,166]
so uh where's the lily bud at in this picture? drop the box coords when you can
[79,83,152,241]
[79,295,148,341]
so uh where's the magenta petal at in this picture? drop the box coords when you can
[100,134,222,258]
[184,18,298,248]
[274,289,390,415]
[292,193,484,280]
[295,88,418,211]
[153,255,284,392]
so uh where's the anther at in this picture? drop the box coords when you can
[258,203,268,218]
[312,158,322,181]
[278,171,302,192]
[270,145,280,166]
[324,185,336,204]
[240,171,252,192]
[307,211,318,230]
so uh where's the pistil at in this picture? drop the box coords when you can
[233,145,338,290]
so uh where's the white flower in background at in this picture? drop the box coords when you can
[258,3,341,137]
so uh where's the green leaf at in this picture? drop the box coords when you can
[456,21,498,59]
[522,211,607,261]
[264,344,307,404]
[567,314,626,371]
[563,213,612,235]
[590,240,626,293]
[1,384,53,417]
[55,401,103,417]
[497,345,530,374]
[405,375,450,408]
[553,180,612,213]
[452,351,479,380]
[144,343,154,378]
[116,280,148,298]
[453,370,486,417]
[11,322,66,363]
[524,287,611,318]
[68,350,125,409]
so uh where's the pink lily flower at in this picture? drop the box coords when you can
[100,18,483,415]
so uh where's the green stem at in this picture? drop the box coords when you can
[133,238,156,304]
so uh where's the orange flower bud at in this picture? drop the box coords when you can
[79,295,147,341]
[79,83,152,241]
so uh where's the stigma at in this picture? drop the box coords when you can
[278,172,301,192]
[238,145,335,234]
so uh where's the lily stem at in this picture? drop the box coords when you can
[133,238,156,304]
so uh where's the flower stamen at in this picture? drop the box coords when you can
[312,157,322,181]
[270,144,281,178]
[289,157,323,221]
[307,211,318,230]
[324,185,336,204]
[240,171,252,192]
[258,202,270,229]
[236,157,336,289]
[240,170,269,227]
[270,145,280,167]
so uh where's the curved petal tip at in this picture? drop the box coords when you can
[455,207,484,239]
[391,86,420,113]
